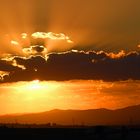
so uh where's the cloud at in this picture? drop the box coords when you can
[22,45,47,55]
[0,50,140,83]
[0,59,22,72]
[0,58,23,81]
[0,32,74,55]
[31,32,73,42]
[11,40,20,46]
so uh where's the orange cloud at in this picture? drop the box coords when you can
[1,32,74,55]
[32,32,73,42]
[107,50,126,59]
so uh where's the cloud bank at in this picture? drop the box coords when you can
[0,50,140,83]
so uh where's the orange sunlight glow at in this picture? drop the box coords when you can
[0,80,140,115]
[19,80,48,93]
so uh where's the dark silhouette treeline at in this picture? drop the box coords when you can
[0,123,87,128]
[0,124,140,139]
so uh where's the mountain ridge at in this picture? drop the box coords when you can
[0,104,140,125]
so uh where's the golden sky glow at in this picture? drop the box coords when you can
[0,80,139,115]
[0,0,140,117]
[0,0,140,51]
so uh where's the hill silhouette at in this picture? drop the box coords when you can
[0,105,140,125]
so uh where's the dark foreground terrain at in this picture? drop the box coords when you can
[0,125,140,140]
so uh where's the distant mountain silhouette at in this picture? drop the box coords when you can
[0,105,140,125]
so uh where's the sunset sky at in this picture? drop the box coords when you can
[0,0,140,115]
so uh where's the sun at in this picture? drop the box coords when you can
[28,80,41,90]
[33,79,40,83]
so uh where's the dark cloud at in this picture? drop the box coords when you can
[0,59,22,72]
[0,50,140,83]
[32,45,45,53]
[22,45,47,55]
